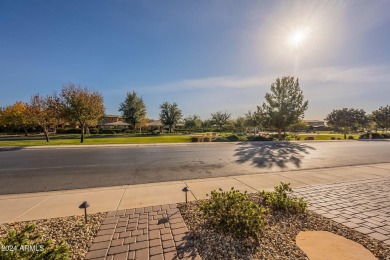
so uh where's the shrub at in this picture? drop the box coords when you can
[359,133,390,139]
[56,128,81,134]
[203,136,211,142]
[200,188,268,237]
[100,129,116,134]
[191,136,204,142]
[0,224,70,259]
[260,182,307,213]
[348,135,354,139]
[89,128,99,134]
[285,136,291,141]
[212,136,227,142]
[304,136,314,140]
[330,137,336,140]
[337,138,341,140]
[247,135,273,141]
[295,136,301,140]
[226,134,239,141]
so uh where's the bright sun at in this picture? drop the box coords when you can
[288,27,309,48]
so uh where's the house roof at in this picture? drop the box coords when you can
[147,120,163,127]
[103,121,130,126]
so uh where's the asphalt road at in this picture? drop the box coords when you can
[0,141,389,195]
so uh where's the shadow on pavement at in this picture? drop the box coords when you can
[234,142,316,169]
[0,146,24,152]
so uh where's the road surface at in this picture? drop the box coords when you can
[0,141,389,194]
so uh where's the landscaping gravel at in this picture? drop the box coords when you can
[178,193,390,260]
[0,213,105,259]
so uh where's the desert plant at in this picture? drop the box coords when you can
[260,183,307,213]
[200,188,268,237]
[0,224,70,259]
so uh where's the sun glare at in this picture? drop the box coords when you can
[288,27,309,49]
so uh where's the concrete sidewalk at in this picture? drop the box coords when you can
[0,163,389,224]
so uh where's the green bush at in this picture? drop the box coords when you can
[285,136,291,141]
[212,136,227,142]
[89,128,99,134]
[348,135,354,139]
[0,224,69,260]
[203,137,211,142]
[56,128,81,134]
[359,133,390,139]
[191,136,204,142]
[226,134,239,141]
[295,136,301,140]
[330,137,336,140]
[200,188,268,237]
[304,136,314,140]
[260,182,307,213]
[100,129,116,134]
[247,135,273,141]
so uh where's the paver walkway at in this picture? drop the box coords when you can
[294,177,390,245]
[85,204,200,260]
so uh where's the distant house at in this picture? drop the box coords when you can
[100,115,129,128]
[303,120,326,130]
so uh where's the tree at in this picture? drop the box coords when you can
[184,115,202,131]
[258,76,308,140]
[244,110,262,135]
[0,107,5,130]
[287,120,308,133]
[325,108,367,139]
[234,116,246,133]
[60,84,104,143]
[2,101,30,135]
[119,91,147,132]
[28,93,63,142]
[210,110,231,129]
[159,102,182,133]
[372,105,390,132]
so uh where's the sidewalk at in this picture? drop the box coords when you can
[0,163,389,224]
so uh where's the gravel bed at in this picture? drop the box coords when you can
[178,194,390,260]
[0,213,105,259]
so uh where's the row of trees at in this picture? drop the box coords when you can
[1,76,389,142]
[118,76,309,140]
[0,84,104,143]
[325,106,390,139]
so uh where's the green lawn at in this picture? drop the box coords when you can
[0,135,192,146]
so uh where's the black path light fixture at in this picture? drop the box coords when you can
[182,186,191,204]
[79,201,90,224]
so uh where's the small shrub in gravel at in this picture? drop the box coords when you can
[260,182,307,213]
[0,224,70,260]
[200,188,268,237]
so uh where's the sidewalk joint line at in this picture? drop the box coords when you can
[12,194,56,222]
[183,181,197,201]
[115,185,128,211]
[231,177,260,192]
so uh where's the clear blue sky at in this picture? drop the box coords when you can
[1,0,389,120]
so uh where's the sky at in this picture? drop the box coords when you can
[1,0,389,120]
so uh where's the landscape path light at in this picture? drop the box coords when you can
[182,186,190,204]
[79,201,90,224]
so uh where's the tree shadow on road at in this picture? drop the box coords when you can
[235,142,316,169]
[0,146,23,152]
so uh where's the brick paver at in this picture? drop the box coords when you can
[85,204,201,260]
[294,177,390,245]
